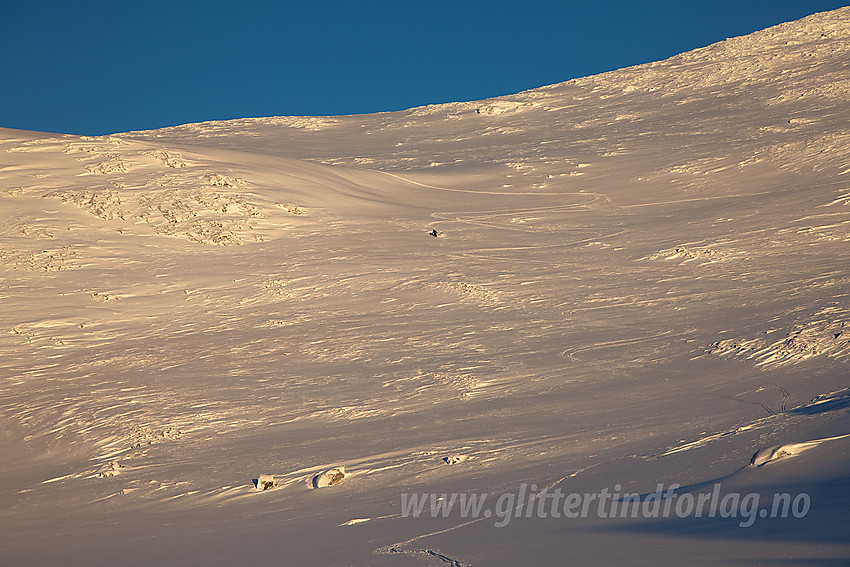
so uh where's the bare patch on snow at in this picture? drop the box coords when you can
[644,245,730,263]
[313,466,346,488]
[476,100,529,116]
[436,281,499,303]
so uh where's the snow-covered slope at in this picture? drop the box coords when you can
[2,7,849,566]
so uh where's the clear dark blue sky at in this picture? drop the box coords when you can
[2,0,847,135]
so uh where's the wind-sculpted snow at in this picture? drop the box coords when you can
[706,307,850,368]
[2,7,850,567]
[750,433,850,467]
[5,137,271,245]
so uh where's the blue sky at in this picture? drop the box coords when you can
[1,0,847,135]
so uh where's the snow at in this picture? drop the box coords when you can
[750,433,850,466]
[1,6,850,566]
